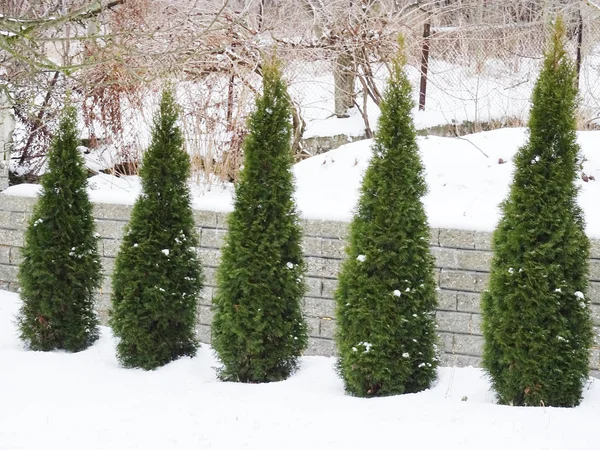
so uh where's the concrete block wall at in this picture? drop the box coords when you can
[1,192,599,376]
[0,154,7,192]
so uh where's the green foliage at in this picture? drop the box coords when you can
[17,104,101,352]
[334,39,439,397]
[481,18,593,407]
[109,88,203,370]
[211,61,308,382]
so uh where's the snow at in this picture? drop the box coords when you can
[293,128,600,237]
[3,174,235,213]
[1,290,600,449]
[4,127,600,237]
[358,342,373,353]
[302,107,370,139]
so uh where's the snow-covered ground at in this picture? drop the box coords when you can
[0,289,598,449]
[5,127,600,237]
[294,128,600,236]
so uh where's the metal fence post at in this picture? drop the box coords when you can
[419,22,431,111]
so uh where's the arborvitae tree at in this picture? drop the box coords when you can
[334,38,438,398]
[109,88,203,370]
[17,104,101,352]
[481,18,593,407]
[211,61,308,383]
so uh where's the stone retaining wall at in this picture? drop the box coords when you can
[1,192,599,376]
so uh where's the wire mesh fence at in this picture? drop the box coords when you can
[414,0,600,129]
[284,0,600,143]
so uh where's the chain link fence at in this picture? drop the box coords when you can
[284,0,600,148]
[416,0,600,129]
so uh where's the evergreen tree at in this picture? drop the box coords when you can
[481,18,593,407]
[17,104,101,352]
[334,38,438,397]
[109,88,203,370]
[211,61,308,383]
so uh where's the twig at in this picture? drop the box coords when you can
[588,1,600,13]
[353,80,373,139]
[454,136,489,158]
[503,79,530,90]
[19,71,60,165]
[453,122,488,158]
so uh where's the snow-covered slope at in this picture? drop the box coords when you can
[0,289,599,450]
[4,128,600,236]
[294,128,600,237]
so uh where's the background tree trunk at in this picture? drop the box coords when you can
[334,52,356,118]
[0,91,15,191]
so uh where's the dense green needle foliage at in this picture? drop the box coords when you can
[334,39,439,397]
[211,61,308,382]
[481,18,593,407]
[17,104,101,352]
[109,88,203,370]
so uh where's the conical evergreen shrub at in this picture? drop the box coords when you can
[109,88,203,370]
[17,104,101,352]
[211,61,308,382]
[334,38,438,397]
[481,18,593,407]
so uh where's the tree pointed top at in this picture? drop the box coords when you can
[548,16,568,69]
[525,14,577,139]
[45,103,79,173]
[64,89,73,105]
[260,56,285,92]
[160,84,175,105]
[384,34,410,92]
[157,85,179,120]
[394,34,408,68]
[57,102,77,131]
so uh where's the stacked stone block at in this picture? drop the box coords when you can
[0,155,7,192]
[0,192,599,376]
